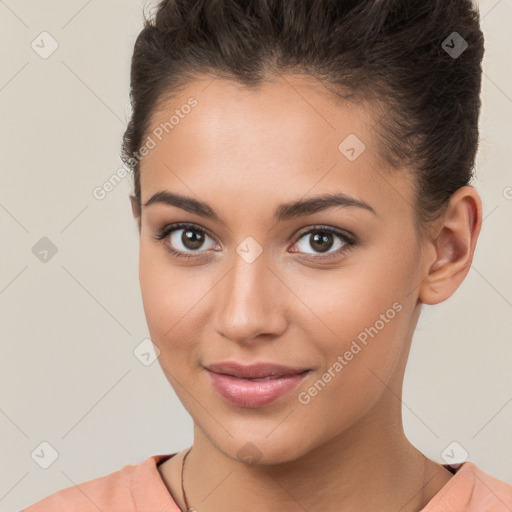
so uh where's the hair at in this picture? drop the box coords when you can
[121,0,485,233]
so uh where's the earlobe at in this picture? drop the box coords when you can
[419,186,482,305]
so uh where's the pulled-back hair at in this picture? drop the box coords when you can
[121,0,485,228]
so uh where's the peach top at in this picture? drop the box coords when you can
[22,453,512,511]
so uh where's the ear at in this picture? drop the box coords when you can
[419,186,482,305]
[130,194,141,234]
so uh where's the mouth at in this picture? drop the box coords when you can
[204,362,311,408]
[205,362,310,379]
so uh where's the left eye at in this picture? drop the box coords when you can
[292,227,354,257]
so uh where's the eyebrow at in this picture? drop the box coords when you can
[143,190,376,223]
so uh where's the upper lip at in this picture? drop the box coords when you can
[205,362,310,379]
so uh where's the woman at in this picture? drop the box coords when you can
[23,0,512,510]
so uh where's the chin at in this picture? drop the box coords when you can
[208,430,314,467]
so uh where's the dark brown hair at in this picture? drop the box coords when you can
[121,0,484,231]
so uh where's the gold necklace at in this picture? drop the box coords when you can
[181,447,195,512]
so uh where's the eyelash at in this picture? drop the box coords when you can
[152,222,356,262]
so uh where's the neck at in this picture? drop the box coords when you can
[180,398,450,512]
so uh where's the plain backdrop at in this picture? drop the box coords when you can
[1,0,511,510]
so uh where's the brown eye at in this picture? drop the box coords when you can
[291,226,355,261]
[153,223,218,260]
[308,231,336,253]
[179,228,206,250]
[166,226,216,253]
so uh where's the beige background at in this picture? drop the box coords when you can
[1,0,511,510]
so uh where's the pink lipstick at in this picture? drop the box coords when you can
[205,362,310,408]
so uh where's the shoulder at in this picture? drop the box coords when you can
[21,454,174,512]
[423,461,512,512]
[467,462,512,511]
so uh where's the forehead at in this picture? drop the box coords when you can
[145,74,376,165]
[140,75,414,219]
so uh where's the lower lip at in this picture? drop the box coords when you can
[206,370,310,408]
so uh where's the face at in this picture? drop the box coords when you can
[136,74,429,464]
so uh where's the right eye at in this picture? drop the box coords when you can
[152,223,219,260]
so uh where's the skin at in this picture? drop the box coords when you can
[130,74,482,512]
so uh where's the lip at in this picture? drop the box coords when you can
[205,362,310,379]
[205,362,311,408]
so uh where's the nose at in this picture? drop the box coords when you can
[212,247,287,344]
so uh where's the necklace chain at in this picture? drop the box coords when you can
[180,447,429,512]
[181,447,195,512]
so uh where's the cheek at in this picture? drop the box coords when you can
[286,258,407,340]
[139,243,183,343]
[292,292,410,445]
[138,242,213,351]
[287,254,414,393]
[310,294,406,397]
